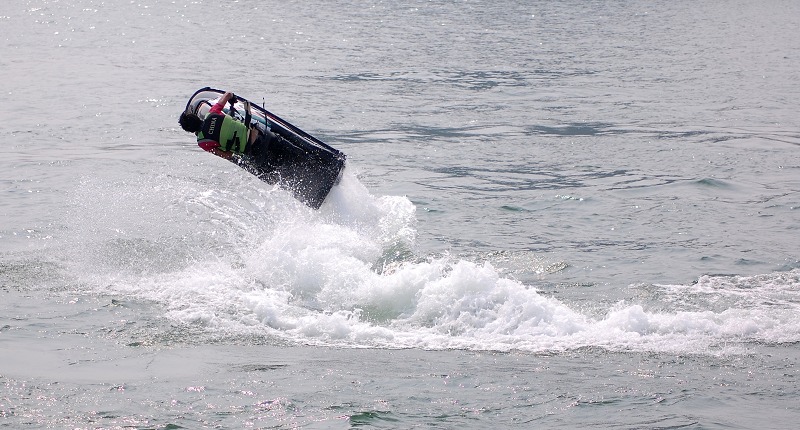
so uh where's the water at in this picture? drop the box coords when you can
[2,0,800,428]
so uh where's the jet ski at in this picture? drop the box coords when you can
[182,87,346,209]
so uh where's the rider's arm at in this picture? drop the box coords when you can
[209,92,236,115]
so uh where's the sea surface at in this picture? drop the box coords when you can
[2,0,800,428]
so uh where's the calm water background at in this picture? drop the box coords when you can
[2,0,800,428]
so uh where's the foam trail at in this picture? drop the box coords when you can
[67,163,800,354]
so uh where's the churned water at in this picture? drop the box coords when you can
[2,0,800,428]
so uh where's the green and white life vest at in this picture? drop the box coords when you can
[198,113,249,153]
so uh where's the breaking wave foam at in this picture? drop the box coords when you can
[71,165,800,354]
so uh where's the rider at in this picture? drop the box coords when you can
[179,91,272,161]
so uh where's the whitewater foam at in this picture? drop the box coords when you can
[66,162,800,354]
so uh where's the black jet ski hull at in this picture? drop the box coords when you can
[183,87,346,209]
